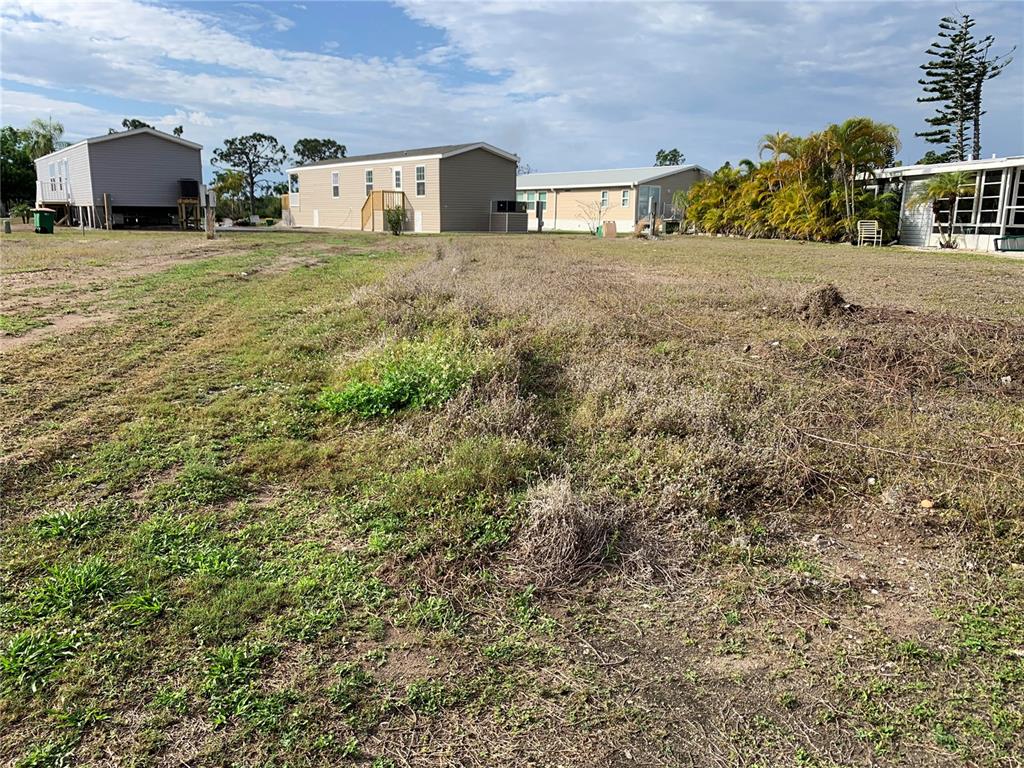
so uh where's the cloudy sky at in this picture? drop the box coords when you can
[1,0,1021,179]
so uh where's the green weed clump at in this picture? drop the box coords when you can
[30,557,128,615]
[318,338,478,417]
[202,641,278,725]
[0,628,78,693]
[32,506,108,543]
[138,515,243,577]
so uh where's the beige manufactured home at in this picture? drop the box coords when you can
[516,165,709,232]
[284,142,523,233]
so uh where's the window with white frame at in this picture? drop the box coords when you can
[538,191,547,211]
[393,167,402,191]
[331,171,339,198]
[415,165,425,196]
[526,191,536,210]
[600,190,609,208]
[516,191,525,202]
[49,162,57,192]
[289,173,300,193]
[621,189,630,208]
[365,169,373,196]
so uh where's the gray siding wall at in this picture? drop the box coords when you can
[35,142,93,206]
[87,133,202,208]
[439,149,517,231]
[650,167,705,212]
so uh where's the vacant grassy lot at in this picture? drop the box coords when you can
[1,228,1022,767]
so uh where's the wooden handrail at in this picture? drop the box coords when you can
[360,190,407,231]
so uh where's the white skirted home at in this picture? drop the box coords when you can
[871,155,1024,253]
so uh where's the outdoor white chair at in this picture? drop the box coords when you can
[857,220,882,246]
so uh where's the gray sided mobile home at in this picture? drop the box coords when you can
[35,128,203,228]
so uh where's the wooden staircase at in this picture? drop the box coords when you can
[361,190,406,231]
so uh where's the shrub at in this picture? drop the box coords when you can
[319,339,477,418]
[383,206,404,235]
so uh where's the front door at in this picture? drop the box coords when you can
[899,180,932,247]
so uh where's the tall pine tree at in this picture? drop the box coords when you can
[917,14,1015,163]
[916,15,976,162]
[970,37,1015,160]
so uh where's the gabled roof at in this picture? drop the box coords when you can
[872,155,1024,180]
[517,164,709,190]
[35,127,202,162]
[287,142,517,172]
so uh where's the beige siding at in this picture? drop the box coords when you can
[522,169,706,232]
[528,187,634,232]
[439,149,517,231]
[290,158,441,232]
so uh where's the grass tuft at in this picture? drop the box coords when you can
[30,557,128,615]
[0,628,79,693]
[32,506,108,542]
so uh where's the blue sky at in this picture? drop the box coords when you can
[1,0,1021,182]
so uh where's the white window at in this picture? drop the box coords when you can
[621,189,630,208]
[393,167,402,191]
[289,173,300,193]
[538,191,547,211]
[600,190,609,208]
[365,169,373,196]
[331,171,339,199]
[49,162,57,192]
[516,191,525,202]
[526,191,536,211]
[415,165,426,197]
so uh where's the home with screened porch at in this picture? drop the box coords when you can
[282,142,524,233]
[870,155,1024,252]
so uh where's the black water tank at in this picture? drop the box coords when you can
[179,178,199,198]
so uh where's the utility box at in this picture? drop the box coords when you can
[32,208,55,234]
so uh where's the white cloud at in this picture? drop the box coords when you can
[0,0,1020,178]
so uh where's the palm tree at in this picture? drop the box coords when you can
[25,117,66,160]
[758,131,793,162]
[908,171,976,248]
[823,118,900,240]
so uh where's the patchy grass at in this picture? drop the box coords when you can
[0,228,1021,766]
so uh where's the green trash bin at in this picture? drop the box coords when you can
[32,208,55,234]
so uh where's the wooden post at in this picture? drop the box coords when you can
[103,193,112,230]
[206,189,216,240]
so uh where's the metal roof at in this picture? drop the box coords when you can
[288,142,518,172]
[871,155,1024,180]
[517,164,709,190]
[34,127,202,162]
